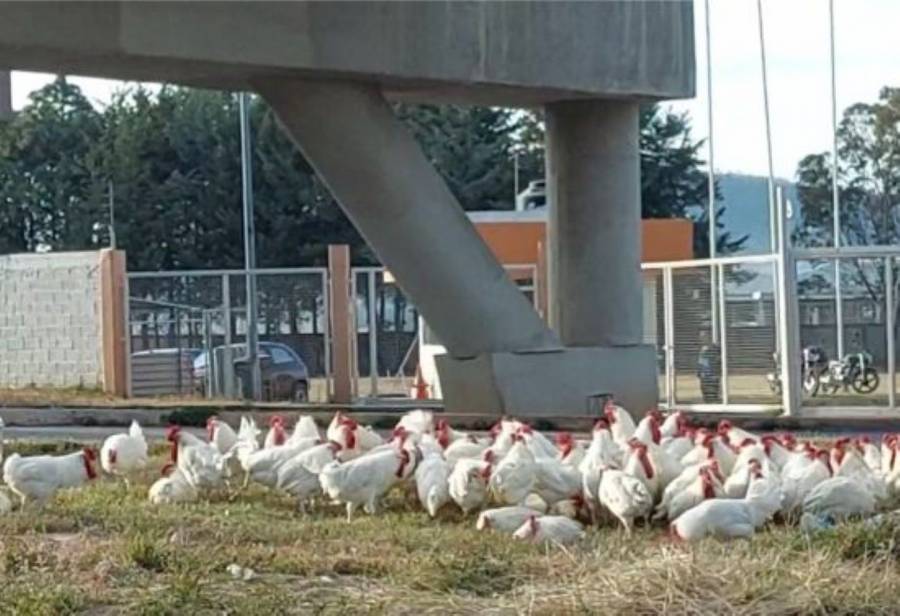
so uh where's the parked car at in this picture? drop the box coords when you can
[130,347,203,397]
[193,342,310,402]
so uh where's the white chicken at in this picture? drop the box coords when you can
[448,457,492,514]
[598,468,654,534]
[802,476,877,521]
[165,426,228,490]
[857,436,881,473]
[477,506,544,533]
[288,415,321,444]
[275,442,342,508]
[670,473,781,541]
[148,466,198,505]
[633,409,663,446]
[444,437,488,467]
[327,413,384,461]
[227,416,262,473]
[3,447,99,506]
[604,401,636,444]
[263,415,290,449]
[242,436,321,488]
[723,458,771,499]
[414,451,451,517]
[717,420,758,450]
[555,432,585,468]
[780,448,833,513]
[655,465,722,521]
[623,439,661,498]
[488,437,537,505]
[435,419,470,449]
[206,416,238,455]
[512,515,585,545]
[395,409,434,436]
[100,420,149,484]
[532,457,583,507]
[681,432,736,476]
[319,447,414,521]
[660,410,689,439]
[515,425,558,459]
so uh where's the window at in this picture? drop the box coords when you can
[269,347,294,364]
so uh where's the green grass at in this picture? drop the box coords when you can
[1,441,900,614]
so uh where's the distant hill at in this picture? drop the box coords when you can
[717,173,799,255]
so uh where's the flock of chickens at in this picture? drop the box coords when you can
[0,405,896,546]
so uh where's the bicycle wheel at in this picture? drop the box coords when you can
[852,368,879,394]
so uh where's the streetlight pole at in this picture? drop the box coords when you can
[239,92,261,400]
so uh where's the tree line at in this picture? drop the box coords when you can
[0,77,746,271]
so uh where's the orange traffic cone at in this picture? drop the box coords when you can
[412,366,430,400]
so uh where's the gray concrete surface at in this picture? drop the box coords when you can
[258,79,560,358]
[546,100,643,347]
[0,1,696,417]
[0,2,694,105]
[4,426,204,443]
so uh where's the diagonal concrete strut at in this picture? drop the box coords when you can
[256,79,560,358]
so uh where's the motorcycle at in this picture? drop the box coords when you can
[804,349,879,397]
[767,347,880,397]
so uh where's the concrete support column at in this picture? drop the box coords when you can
[257,79,559,358]
[546,100,643,347]
[0,70,11,119]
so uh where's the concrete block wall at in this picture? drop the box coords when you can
[0,251,103,388]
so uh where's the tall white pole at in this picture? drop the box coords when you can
[829,0,844,359]
[756,0,777,254]
[705,0,717,260]
[239,92,262,400]
[705,0,721,346]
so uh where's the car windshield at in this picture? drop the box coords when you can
[268,346,294,364]
[195,344,279,370]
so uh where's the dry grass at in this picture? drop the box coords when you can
[0,386,236,408]
[1,441,899,614]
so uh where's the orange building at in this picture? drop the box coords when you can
[467,209,694,318]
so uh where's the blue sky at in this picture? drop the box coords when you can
[9,0,900,180]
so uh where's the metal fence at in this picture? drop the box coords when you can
[127,268,330,402]
[642,254,781,412]
[792,248,899,412]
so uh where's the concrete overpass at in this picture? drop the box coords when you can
[0,1,695,416]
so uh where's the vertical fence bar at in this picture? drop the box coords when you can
[203,310,214,399]
[717,263,729,405]
[123,275,133,398]
[321,269,332,401]
[350,270,358,398]
[367,270,378,397]
[222,274,234,398]
[664,267,676,409]
[886,259,895,409]
[835,259,845,358]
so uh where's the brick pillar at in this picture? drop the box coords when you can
[99,249,128,396]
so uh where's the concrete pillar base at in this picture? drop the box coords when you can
[435,346,658,418]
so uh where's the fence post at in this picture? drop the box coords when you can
[775,188,801,416]
[99,249,128,397]
[328,245,353,404]
[886,260,895,410]
[321,269,332,400]
[663,267,676,409]
[717,263,729,405]
[368,270,378,397]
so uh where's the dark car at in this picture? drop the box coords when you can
[194,342,310,402]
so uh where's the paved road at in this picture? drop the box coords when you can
[4,426,205,444]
